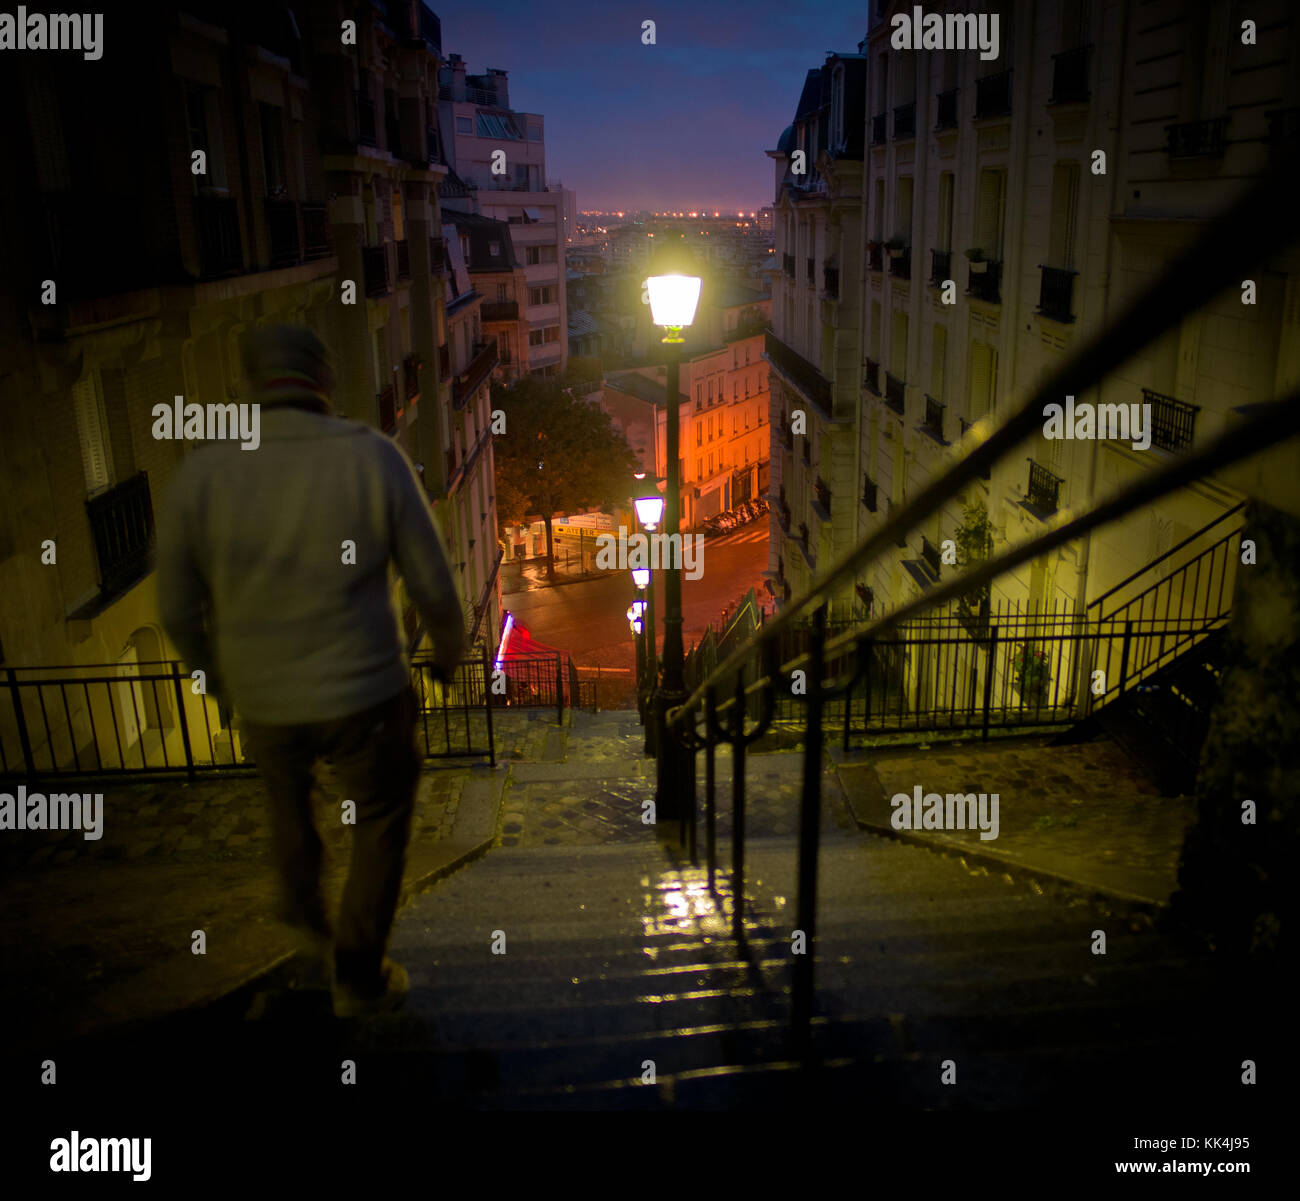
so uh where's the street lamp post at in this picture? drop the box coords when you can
[634,496,664,752]
[644,237,702,828]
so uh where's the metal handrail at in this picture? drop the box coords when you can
[667,165,1295,727]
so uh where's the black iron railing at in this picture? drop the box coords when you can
[888,246,911,279]
[301,202,331,260]
[935,88,958,130]
[1027,460,1063,513]
[195,194,242,277]
[861,474,878,512]
[357,91,377,146]
[923,394,945,441]
[822,264,839,298]
[870,112,887,144]
[1038,265,1077,322]
[363,244,389,297]
[1050,45,1091,104]
[893,102,915,139]
[454,339,500,408]
[863,358,880,394]
[86,472,154,599]
[1144,387,1199,451]
[265,197,300,268]
[931,248,951,286]
[975,70,1012,118]
[885,371,905,415]
[968,258,1002,303]
[648,161,1299,1066]
[765,329,833,417]
[1166,117,1227,159]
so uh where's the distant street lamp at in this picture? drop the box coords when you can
[645,234,702,827]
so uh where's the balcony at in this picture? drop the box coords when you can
[395,239,410,281]
[935,88,958,130]
[1144,388,1199,452]
[403,354,422,405]
[301,202,331,260]
[888,245,911,280]
[782,253,795,279]
[861,474,878,512]
[362,244,389,297]
[377,384,396,433]
[776,494,791,533]
[1037,266,1077,322]
[779,423,794,452]
[86,472,154,599]
[1166,117,1228,159]
[1027,460,1063,515]
[930,248,951,286]
[195,194,242,277]
[922,394,946,442]
[765,329,833,418]
[870,112,887,144]
[814,477,831,516]
[357,92,377,146]
[960,418,992,480]
[967,258,1002,304]
[893,101,915,140]
[454,338,499,409]
[822,264,839,299]
[265,197,300,268]
[885,372,905,416]
[481,300,519,321]
[867,241,883,273]
[974,70,1012,119]
[863,358,880,395]
[1050,45,1091,104]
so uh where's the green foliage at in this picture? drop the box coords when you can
[1013,642,1051,698]
[954,496,994,625]
[491,376,639,534]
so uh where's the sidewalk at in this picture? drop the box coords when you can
[832,736,1194,911]
[501,556,605,594]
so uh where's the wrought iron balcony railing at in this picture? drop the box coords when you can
[885,372,906,415]
[935,87,958,130]
[861,474,878,512]
[1038,265,1077,322]
[86,472,154,598]
[195,194,242,277]
[888,246,911,279]
[923,394,946,442]
[265,197,300,268]
[1027,460,1063,514]
[362,244,389,297]
[1166,117,1228,159]
[967,258,1002,303]
[1144,388,1199,451]
[301,202,331,260]
[975,69,1012,118]
[893,102,915,140]
[930,248,951,286]
[1050,45,1091,104]
[870,113,887,144]
[765,329,833,418]
[454,338,500,409]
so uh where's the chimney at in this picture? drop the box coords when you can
[487,68,509,110]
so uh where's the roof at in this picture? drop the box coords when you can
[603,371,688,409]
[776,124,796,154]
[793,68,826,122]
[446,210,518,270]
[710,281,769,310]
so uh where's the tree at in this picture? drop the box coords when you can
[491,376,639,580]
[954,495,995,633]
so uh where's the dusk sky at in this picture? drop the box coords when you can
[435,0,871,212]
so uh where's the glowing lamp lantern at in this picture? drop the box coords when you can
[632,568,651,590]
[644,240,702,330]
[635,495,665,531]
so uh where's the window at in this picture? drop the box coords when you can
[696,383,703,405]
[186,86,228,190]
[259,103,286,195]
[456,116,472,134]
[489,241,500,257]
[708,453,714,474]
[975,168,1007,260]
[968,341,998,419]
[696,422,702,446]
[733,381,738,400]
[525,245,557,265]
[931,325,947,400]
[708,379,714,402]
[895,176,913,242]
[497,283,508,301]
[696,459,703,480]
[72,373,113,494]
[528,326,561,346]
[499,335,511,365]
[528,286,554,306]
[707,415,714,441]
[527,123,542,141]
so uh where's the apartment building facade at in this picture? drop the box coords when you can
[0,1,501,773]
[437,54,567,377]
[768,0,1299,624]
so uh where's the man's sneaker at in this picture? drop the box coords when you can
[286,927,333,991]
[332,959,409,1018]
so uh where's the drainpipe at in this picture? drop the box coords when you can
[1074,0,1131,706]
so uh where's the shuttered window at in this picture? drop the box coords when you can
[73,373,113,495]
[891,311,909,379]
[976,169,1006,260]
[968,342,997,419]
